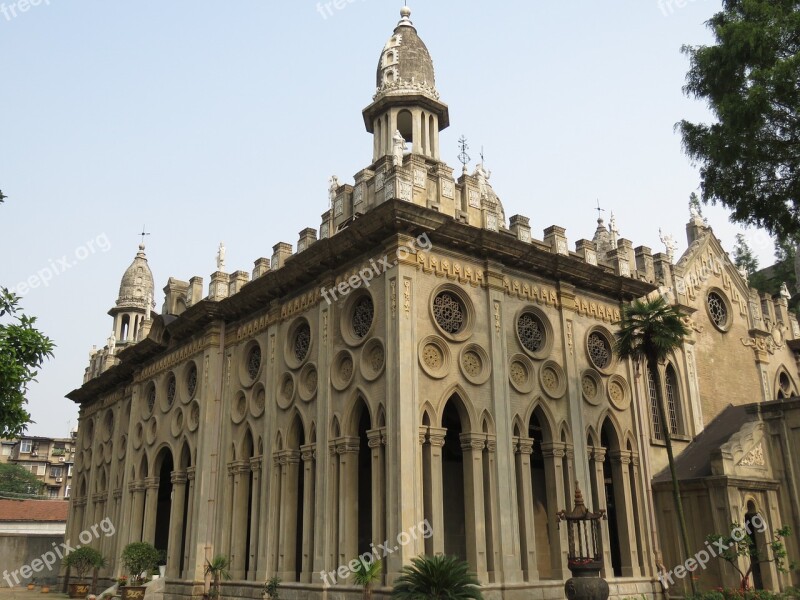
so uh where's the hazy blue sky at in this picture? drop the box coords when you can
[2,0,769,437]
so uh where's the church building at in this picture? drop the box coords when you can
[65,8,800,599]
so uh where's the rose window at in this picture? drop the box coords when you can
[352,296,374,339]
[433,292,465,335]
[587,332,611,370]
[517,313,545,353]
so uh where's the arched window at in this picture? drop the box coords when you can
[665,365,682,435]
[647,370,663,440]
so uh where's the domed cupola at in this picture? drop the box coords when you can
[363,7,449,163]
[108,243,154,345]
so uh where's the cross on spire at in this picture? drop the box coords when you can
[595,200,606,221]
[139,225,151,246]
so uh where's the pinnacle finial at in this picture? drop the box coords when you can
[398,5,412,26]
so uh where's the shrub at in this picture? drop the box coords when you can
[120,543,161,586]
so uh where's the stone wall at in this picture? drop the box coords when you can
[0,533,64,587]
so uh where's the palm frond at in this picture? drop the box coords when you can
[615,296,689,364]
[392,555,482,600]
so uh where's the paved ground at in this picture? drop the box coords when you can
[0,588,69,600]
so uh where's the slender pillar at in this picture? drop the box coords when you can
[278,451,301,580]
[367,429,386,560]
[337,438,360,567]
[142,477,160,545]
[128,482,145,543]
[460,433,488,580]
[610,450,639,577]
[514,437,538,581]
[300,446,316,583]
[182,467,196,579]
[248,457,263,581]
[589,447,612,577]
[230,461,250,579]
[167,472,187,578]
[484,435,500,582]
[427,427,446,556]
[542,442,568,580]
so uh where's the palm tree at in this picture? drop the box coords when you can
[204,555,231,600]
[391,555,482,600]
[352,559,381,600]
[615,295,695,595]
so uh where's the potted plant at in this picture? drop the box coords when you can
[262,576,281,600]
[117,575,128,588]
[204,555,231,600]
[120,542,161,600]
[63,546,104,598]
[39,583,49,594]
[26,578,36,591]
[353,559,381,600]
[391,555,483,600]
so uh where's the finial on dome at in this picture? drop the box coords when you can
[398,5,413,26]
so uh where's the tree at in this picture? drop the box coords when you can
[0,463,44,497]
[120,542,160,586]
[204,555,231,600]
[352,559,381,600]
[392,555,483,600]
[732,234,760,277]
[615,296,695,595]
[706,522,793,590]
[679,1,800,242]
[63,546,105,585]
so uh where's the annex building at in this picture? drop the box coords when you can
[64,8,800,599]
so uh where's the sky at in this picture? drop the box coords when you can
[0,0,778,437]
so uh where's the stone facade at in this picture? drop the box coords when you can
[64,8,800,600]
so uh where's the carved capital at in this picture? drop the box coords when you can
[459,432,486,452]
[541,441,566,459]
[170,471,188,485]
[144,476,160,490]
[515,436,534,455]
[186,466,197,481]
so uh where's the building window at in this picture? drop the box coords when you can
[1,445,11,456]
[433,292,466,335]
[187,363,198,399]
[707,291,730,331]
[51,467,63,478]
[48,488,59,499]
[146,384,156,415]
[352,295,374,339]
[665,365,681,435]
[247,345,262,380]
[517,312,545,353]
[293,323,311,363]
[587,332,612,370]
[67,465,73,477]
[648,370,664,441]
[64,485,71,499]
[20,440,32,454]
[37,464,45,476]
[166,373,177,407]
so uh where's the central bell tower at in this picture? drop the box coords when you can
[362,7,450,163]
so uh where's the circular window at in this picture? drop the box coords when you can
[433,292,465,335]
[294,323,311,363]
[587,331,613,371]
[186,363,198,400]
[430,286,473,342]
[352,295,374,340]
[145,384,156,418]
[517,312,545,353]
[707,291,730,331]
[247,345,262,381]
[165,373,177,409]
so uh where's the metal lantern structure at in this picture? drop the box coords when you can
[557,483,609,600]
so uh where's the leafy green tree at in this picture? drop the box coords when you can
[0,462,44,496]
[392,555,482,600]
[204,555,231,600]
[615,296,695,595]
[732,234,760,278]
[679,1,800,242]
[120,542,160,586]
[352,559,381,600]
[63,546,105,585]
[706,522,793,591]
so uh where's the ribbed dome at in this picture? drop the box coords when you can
[374,7,439,102]
[116,244,154,310]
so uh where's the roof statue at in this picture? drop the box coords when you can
[392,130,405,167]
[780,282,792,301]
[328,175,340,208]
[217,242,226,272]
[659,228,678,263]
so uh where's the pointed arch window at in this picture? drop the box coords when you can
[665,365,681,435]
[647,370,663,441]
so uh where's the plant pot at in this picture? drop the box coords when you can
[27,584,35,590]
[39,586,49,594]
[121,586,147,600]
[158,565,166,578]
[68,583,90,598]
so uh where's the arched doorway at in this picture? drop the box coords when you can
[530,410,552,578]
[745,501,764,590]
[442,397,467,561]
[153,448,173,562]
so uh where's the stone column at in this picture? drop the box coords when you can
[629,454,651,576]
[266,455,282,574]
[427,427,446,556]
[278,450,301,580]
[230,461,250,579]
[337,438,360,567]
[367,429,386,557]
[514,437,538,581]
[167,471,187,578]
[111,489,123,567]
[460,433,488,580]
[610,450,639,577]
[247,457,262,581]
[182,467,196,579]
[142,477,160,545]
[128,482,145,543]
[589,447,612,577]
[542,441,568,580]
[484,435,501,581]
[299,446,316,583]
[325,442,339,573]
